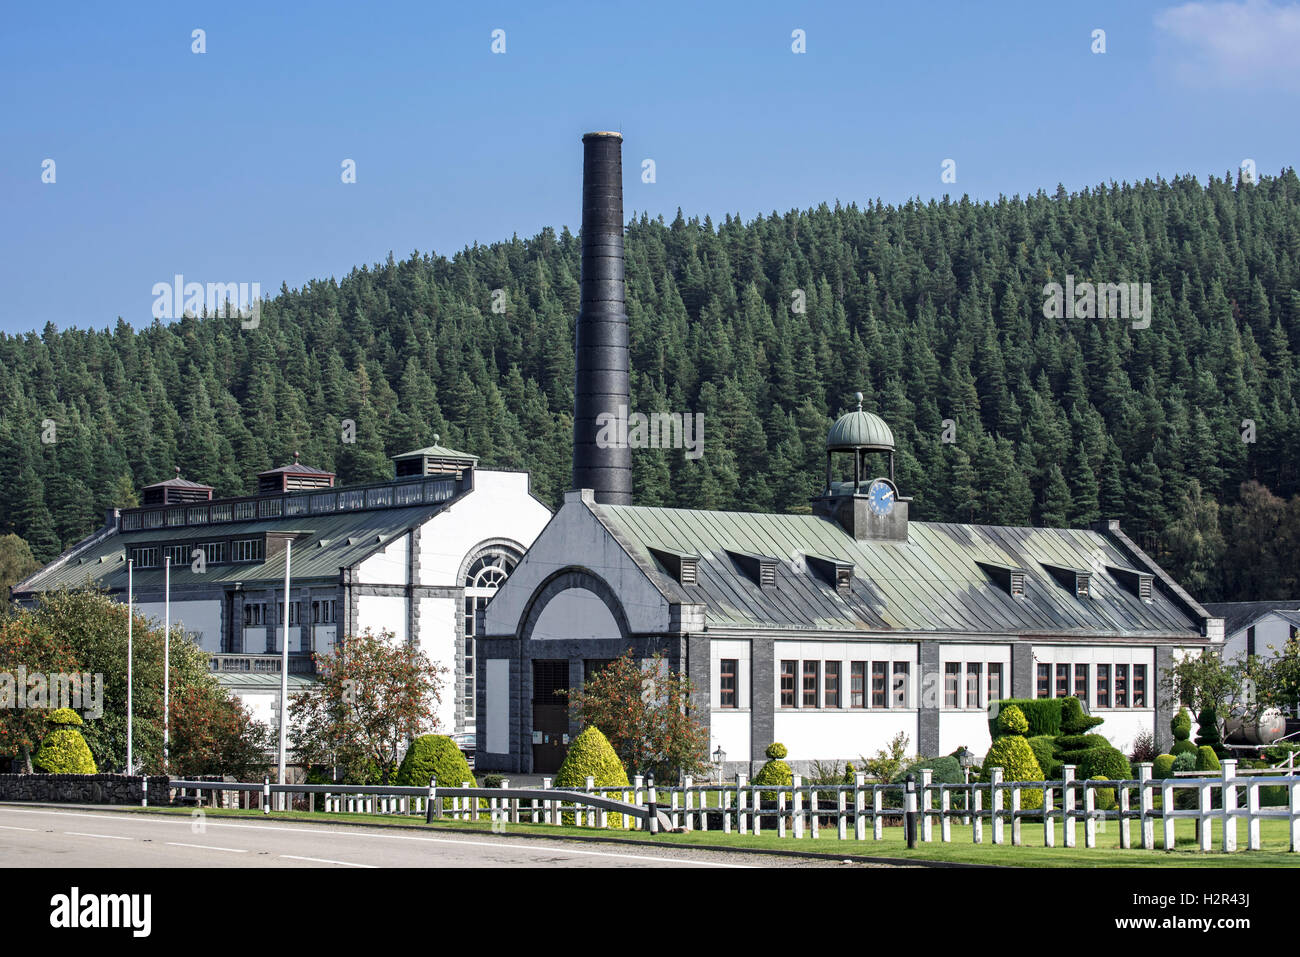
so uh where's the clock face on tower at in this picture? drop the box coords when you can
[867,479,895,517]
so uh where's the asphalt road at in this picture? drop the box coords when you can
[0,805,863,868]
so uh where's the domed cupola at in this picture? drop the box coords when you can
[813,392,910,543]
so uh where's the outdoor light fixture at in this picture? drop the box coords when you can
[713,745,726,784]
[956,747,975,770]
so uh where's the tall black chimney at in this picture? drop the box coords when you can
[571,131,633,505]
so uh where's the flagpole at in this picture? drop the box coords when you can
[277,541,292,810]
[163,556,170,774]
[127,559,134,775]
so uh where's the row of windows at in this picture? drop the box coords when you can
[127,538,264,569]
[776,660,915,710]
[1036,662,1147,709]
[943,662,1005,710]
[242,599,336,627]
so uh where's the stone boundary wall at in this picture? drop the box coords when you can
[0,773,170,804]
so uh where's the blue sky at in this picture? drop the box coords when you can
[3,0,1299,335]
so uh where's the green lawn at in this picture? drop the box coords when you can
[97,802,1300,867]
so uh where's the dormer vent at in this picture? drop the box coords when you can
[806,554,855,597]
[978,561,1026,598]
[648,547,700,586]
[727,550,779,589]
[1042,563,1092,599]
[1107,565,1156,603]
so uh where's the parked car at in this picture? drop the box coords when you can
[449,732,476,769]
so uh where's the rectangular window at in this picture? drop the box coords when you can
[232,538,264,563]
[780,660,796,708]
[1132,664,1147,708]
[200,541,228,565]
[275,602,301,626]
[1096,664,1111,708]
[243,602,266,627]
[719,658,738,709]
[802,661,820,708]
[163,544,188,568]
[311,600,336,624]
[850,662,866,708]
[824,661,841,708]
[1115,664,1129,708]
[944,662,960,709]
[988,662,1003,706]
[892,662,910,709]
[1036,663,1050,699]
[128,546,158,568]
[1074,663,1089,706]
[966,662,982,709]
[871,662,887,708]
[1055,663,1070,698]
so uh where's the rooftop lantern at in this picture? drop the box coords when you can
[812,391,909,543]
[256,452,335,495]
[140,467,214,506]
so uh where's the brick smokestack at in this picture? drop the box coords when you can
[571,131,633,505]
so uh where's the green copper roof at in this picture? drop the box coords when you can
[392,443,478,462]
[827,410,894,451]
[594,504,1203,638]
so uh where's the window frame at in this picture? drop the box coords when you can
[824,661,841,709]
[719,658,738,709]
[850,661,866,709]
[779,660,797,708]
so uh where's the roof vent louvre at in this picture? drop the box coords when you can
[1107,564,1155,603]
[978,561,1026,599]
[648,547,700,587]
[805,554,856,597]
[1042,562,1091,599]
[726,549,780,590]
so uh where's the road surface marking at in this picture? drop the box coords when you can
[281,854,375,868]
[0,825,37,832]
[0,808,750,867]
[64,831,132,840]
[166,842,248,853]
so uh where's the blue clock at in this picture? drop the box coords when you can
[867,479,895,517]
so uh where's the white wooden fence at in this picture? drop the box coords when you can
[171,759,1300,853]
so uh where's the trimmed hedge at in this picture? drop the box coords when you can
[980,735,1044,810]
[1059,696,1104,735]
[34,708,97,774]
[753,753,793,801]
[1056,734,1110,753]
[1170,739,1197,757]
[765,742,788,760]
[556,727,630,827]
[1171,707,1193,742]
[395,735,475,799]
[1195,746,1220,773]
[1027,735,1061,780]
[893,755,963,786]
[1092,775,1117,811]
[988,699,1064,739]
[1152,754,1176,779]
[1172,752,1197,773]
[1080,746,1132,782]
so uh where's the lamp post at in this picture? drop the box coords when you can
[163,556,170,774]
[712,745,726,785]
[126,559,133,775]
[277,540,292,809]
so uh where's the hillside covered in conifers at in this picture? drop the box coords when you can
[2,169,1300,602]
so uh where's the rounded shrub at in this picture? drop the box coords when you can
[1152,754,1176,779]
[893,755,963,786]
[980,734,1044,810]
[555,726,629,827]
[753,749,793,802]
[1171,707,1193,742]
[1170,739,1197,757]
[1171,752,1197,773]
[395,734,475,806]
[765,742,788,760]
[1092,775,1116,811]
[1080,746,1132,783]
[34,709,96,774]
[1195,745,1220,773]
[998,705,1029,736]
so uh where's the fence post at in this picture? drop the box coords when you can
[752,783,761,836]
[1083,783,1096,848]
[838,787,848,841]
[1118,781,1131,849]
[810,784,819,840]
[463,781,474,821]
[1010,784,1022,846]
[1161,778,1175,851]
[1220,760,1237,853]
[1247,776,1261,852]
[1290,778,1300,852]
[919,769,933,843]
[262,776,271,816]
[1043,782,1054,848]
[972,785,983,844]
[737,773,748,835]
[854,772,866,841]
[777,789,787,839]
[683,775,694,832]
[988,769,1004,845]
[545,777,558,826]
[633,775,644,831]
[584,776,596,829]
[792,775,803,839]
[1062,765,1076,847]
[904,774,918,849]
[670,788,680,831]
[940,787,951,843]
[872,785,883,841]
[723,787,731,834]
[141,777,148,809]
[426,776,438,823]
[1137,763,1154,850]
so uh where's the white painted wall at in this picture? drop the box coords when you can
[356,595,408,644]
[357,533,409,586]
[774,711,918,762]
[1032,644,1157,750]
[418,470,550,586]
[1224,613,1299,663]
[710,639,751,765]
[485,659,510,755]
[136,599,223,652]
[417,596,458,730]
[239,691,278,728]
[530,588,622,640]
[939,712,995,758]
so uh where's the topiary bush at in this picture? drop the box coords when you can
[555,726,630,827]
[1092,775,1116,811]
[980,735,1045,810]
[892,755,963,786]
[1152,754,1176,779]
[1195,746,1220,773]
[34,708,97,774]
[1056,734,1110,753]
[1027,735,1062,780]
[998,705,1029,736]
[1059,696,1104,735]
[753,743,793,802]
[1194,708,1224,756]
[1171,707,1193,743]
[1171,752,1197,773]
[1080,746,1132,783]
[988,699,1064,739]
[1170,739,1197,757]
[395,734,475,809]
